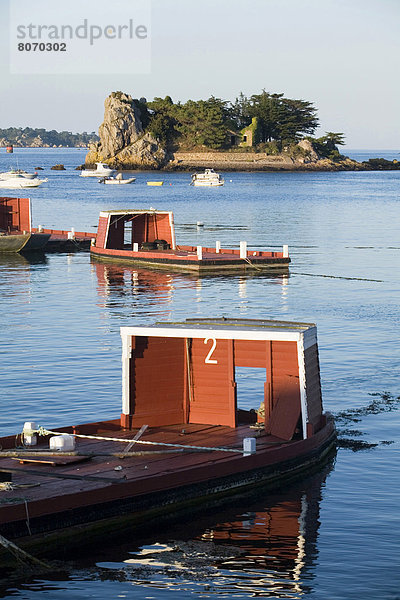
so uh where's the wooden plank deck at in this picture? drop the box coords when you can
[0,417,336,546]
[0,422,276,510]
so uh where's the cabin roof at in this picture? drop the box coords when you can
[121,318,317,345]
[99,209,172,217]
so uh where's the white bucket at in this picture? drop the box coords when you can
[49,434,76,451]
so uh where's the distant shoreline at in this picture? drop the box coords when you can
[2,146,399,173]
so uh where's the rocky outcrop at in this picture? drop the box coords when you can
[85,91,168,169]
[297,139,320,163]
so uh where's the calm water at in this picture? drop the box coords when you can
[0,149,399,599]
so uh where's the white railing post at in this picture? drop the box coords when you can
[197,245,203,260]
[283,244,289,258]
[240,241,247,259]
[133,243,139,252]
[216,241,221,254]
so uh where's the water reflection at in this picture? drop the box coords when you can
[0,251,47,268]
[92,460,335,598]
[0,252,47,305]
[92,258,291,319]
[93,260,178,303]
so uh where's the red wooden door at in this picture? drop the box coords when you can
[128,336,186,427]
[188,337,236,427]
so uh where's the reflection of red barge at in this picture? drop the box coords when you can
[90,209,290,273]
[0,319,335,551]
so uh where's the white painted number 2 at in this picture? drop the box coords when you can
[204,338,218,364]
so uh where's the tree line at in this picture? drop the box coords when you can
[137,90,344,155]
[0,127,99,147]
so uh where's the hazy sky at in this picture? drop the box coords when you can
[1,0,399,148]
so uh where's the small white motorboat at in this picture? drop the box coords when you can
[0,175,47,189]
[0,169,38,180]
[99,173,136,184]
[190,168,224,187]
[80,162,116,177]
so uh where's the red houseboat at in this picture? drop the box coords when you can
[0,318,335,553]
[90,209,290,273]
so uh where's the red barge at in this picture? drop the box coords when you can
[0,196,94,253]
[90,209,290,273]
[0,196,50,252]
[0,318,335,553]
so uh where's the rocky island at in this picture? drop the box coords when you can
[84,91,398,172]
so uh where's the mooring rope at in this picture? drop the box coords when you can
[291,271,383,282]
[243,257,264,271]
[35,427,242,454]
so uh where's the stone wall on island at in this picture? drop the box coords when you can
[168,150,361,172]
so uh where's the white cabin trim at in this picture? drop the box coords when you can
[121,334,133,415]
[297,336,308,439]
[28,198,32,232]
[169,211,176,250]
[121,325,315,344]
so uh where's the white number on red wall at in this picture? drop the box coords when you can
[204,338,218,364]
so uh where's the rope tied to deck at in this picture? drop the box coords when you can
[242,257,264,271]
[35,426,242,454]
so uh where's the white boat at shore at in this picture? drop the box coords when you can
[191,168,224,187]
[99,174,136,185]
[80,162,116,178]
[0,175,47,189]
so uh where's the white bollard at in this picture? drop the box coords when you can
[38,225,43,233]
[68,228,76,240]
[91,238,96,246]
[240,241,247,259]
[197,245,203,260]
[23,421,37,447]
[133,243,139,252]
[216,240,221,254]
[283,244,289,258]
[243,437,256,456]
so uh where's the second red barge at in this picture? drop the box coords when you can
[90,209,290,273]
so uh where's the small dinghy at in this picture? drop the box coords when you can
[99,173,136,184]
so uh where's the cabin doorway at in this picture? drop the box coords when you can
[124,220,132,248]
[235,366,266,424]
